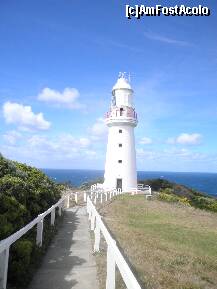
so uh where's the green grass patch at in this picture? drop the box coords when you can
[98,195,217,289]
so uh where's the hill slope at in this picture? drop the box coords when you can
[140,178,217,213]
[98,195,217,289]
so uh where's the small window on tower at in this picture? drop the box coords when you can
[119,144,122,147]
[119,129,122,133]
[118,160,122,163]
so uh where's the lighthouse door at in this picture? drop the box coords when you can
[116,178,122,190]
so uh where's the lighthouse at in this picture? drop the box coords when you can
[103,73,138,192]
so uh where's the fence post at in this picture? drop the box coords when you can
[106,244,116,289]
[36,219,44,247]
[84,192,87,202]
[0,247,9,289]
[94,195,97,205]
[100,194,103,204]
[51,208,56,225]
[74,192,78,204]
[88,210,92,221]
[66,195,70,208]
[91,213,95,231]
[87,199,92,220]
[86,196,89,213]
[94,218,101,252]
[87,200,91,220]
[105,193,108,201]
[58,204,62,216]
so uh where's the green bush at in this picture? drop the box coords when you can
[158,191,191,207]
[139,178,173,191]
[160,187,174,194]
[140,178,217,212]
[9,239,33,282]
[158,187,217,212]
[0,153,63,289]
[178,197,191,206]
[158,192,180,203]
[190,196,217,213]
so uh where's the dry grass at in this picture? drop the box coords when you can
[95,195,217,289]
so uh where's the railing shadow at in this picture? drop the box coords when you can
[28,206,87,289]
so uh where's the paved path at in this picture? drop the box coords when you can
[28,206,99,289]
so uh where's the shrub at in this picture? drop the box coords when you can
[0,154,63,289]
[140,178,217,212]
[160,187,174,194]
[178,197,191,206]
[9,239,33,283]
[190,196,217,213]
[139,178,173,191]
[158,192,180,203]
[158,191,191,207]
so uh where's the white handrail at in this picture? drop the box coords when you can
[86,196,142,289]
[0,191,78,289]
[89,185,123,205]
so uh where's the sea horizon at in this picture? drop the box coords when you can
[41,168,217,174]
[41,169,217,197]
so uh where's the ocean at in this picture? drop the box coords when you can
[42,169,217,197]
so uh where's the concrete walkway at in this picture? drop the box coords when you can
[28,206,99,289]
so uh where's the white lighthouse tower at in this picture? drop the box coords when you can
[103,73,138,192]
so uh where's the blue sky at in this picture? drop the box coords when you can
[0,0,217,172]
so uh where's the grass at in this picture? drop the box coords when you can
[95,195,217,289]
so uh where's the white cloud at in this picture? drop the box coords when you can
[144,31,190,46]
[140,137,152,145]
[79,137,91,148]
[3,102,51,130]
[28,135,57,151]
[3,130,22,145]
[58,134,90,149]
[27,134,92,159]
[137,148,158,160]
[90,118,107,140]
[167,133,202,145]
[137,147,208,164]
[38,87,82,109]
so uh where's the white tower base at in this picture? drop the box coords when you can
[103,124,137,192]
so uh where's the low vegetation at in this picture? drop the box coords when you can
[140,178,217,213]
[0,154,63,289]
[96,194,217,289]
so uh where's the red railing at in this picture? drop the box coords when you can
[105,107,137,120]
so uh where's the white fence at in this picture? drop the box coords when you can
[0,192,78,289]
[87,196,142,289]
[89,187,123,205]
[91,183,152,199]
[131,184,152,199]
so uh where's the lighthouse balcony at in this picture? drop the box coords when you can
[105,107,138,126]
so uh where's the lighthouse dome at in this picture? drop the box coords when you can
[112,73,134,107]
[112,76,132,92]
[112,72,132,95]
